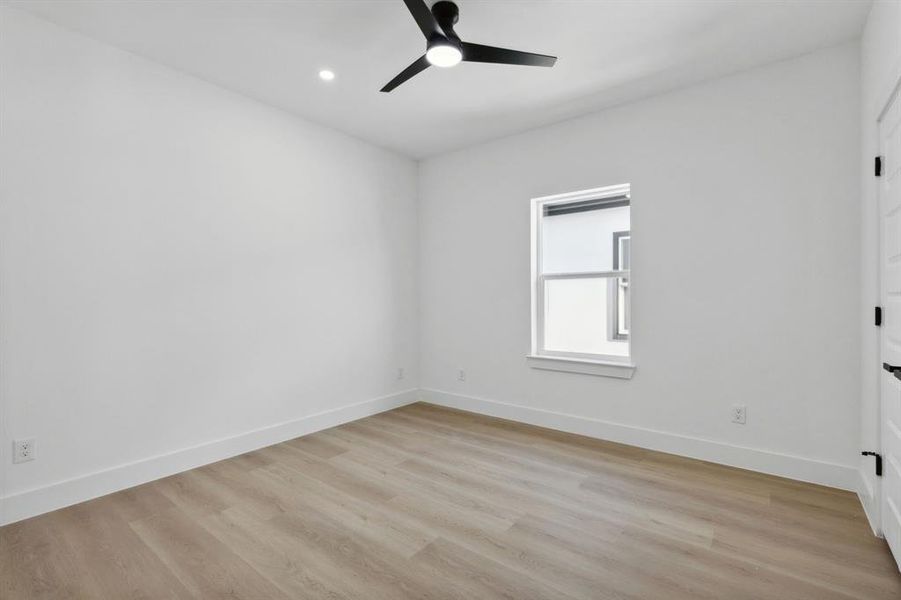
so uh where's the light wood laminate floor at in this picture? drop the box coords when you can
[2,402,899,599]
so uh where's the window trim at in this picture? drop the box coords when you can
[530,184,633,375]
[525,354,636,379]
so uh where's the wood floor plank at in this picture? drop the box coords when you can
[1,401,899,599]
[129,508,291,599]
[283,432,350,459]
[196,506,355,600]
[250,461,436,558]
[255,440,398,503]
[1,512,105,599]
[411,536,579,600]
[333,448,527,529]
[51,503,194,600]
[266,510,471,600]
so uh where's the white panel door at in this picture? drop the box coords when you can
[880,81,901,571]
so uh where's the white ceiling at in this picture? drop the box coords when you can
[10,0,870,158]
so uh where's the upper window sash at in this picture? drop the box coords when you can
[535,186,631,276]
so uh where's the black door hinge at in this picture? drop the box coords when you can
[876,156,883,177]
[862,451,883,477]
[876,306,882,326]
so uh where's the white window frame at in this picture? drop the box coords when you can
[528,184,635,379]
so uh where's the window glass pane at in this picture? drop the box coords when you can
[543,277,629,357]
[541,205,630,274]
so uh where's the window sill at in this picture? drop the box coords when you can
[526,355,636,379]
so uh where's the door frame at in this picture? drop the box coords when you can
[875,70,901,539]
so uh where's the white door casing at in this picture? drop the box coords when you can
[879,79,901,571]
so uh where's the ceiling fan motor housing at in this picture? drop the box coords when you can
[431,1,460,39]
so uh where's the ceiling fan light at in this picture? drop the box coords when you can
[426,44,462,68]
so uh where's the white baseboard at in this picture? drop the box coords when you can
[858,466,882,537]
[0,389,419,526]
[1,387,861,526]
[420,388,858,492]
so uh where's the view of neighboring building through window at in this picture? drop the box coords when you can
[532,185,631,361]
[612,231,630,340]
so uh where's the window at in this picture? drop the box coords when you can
[529,185,633,377]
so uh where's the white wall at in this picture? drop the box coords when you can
[859,0,901,533]
[420,43,861,489]
[0,8,419,524]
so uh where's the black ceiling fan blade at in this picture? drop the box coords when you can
[461,42,557,67]
[380,55,431,92]
[403,0,445,40]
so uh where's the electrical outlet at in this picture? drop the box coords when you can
[731,405,747,425]
[13,438,35,463]
[397,367,405,380]
[457,369,466,382]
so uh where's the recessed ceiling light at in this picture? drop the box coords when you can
[319,69,335,81]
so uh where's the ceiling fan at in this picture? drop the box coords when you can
[381,0,557,93]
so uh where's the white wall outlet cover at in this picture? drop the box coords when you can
[731,405,747,425]
[13,438,35,463]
